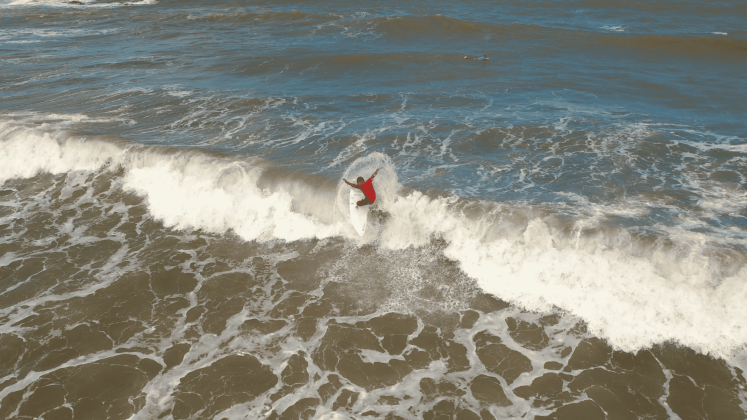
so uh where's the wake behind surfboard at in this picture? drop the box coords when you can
[349,189,369,236]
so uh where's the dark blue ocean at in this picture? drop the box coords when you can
[1,0,746,419]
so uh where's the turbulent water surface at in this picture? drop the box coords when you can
[1,0,747,419]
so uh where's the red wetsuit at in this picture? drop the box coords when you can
[346,177,376,204]
[359,178,376,202]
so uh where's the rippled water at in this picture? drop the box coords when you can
[1,0,746,419]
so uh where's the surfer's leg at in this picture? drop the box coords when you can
[357,197,371,207]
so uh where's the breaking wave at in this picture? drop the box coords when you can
[2,122,747,365]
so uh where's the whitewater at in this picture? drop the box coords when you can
[3,121,746,364]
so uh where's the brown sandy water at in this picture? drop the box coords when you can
[1,168,746,420]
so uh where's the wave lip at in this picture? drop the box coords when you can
[123,153,342,242]
[0,123,342,243]
[0,122,123,184]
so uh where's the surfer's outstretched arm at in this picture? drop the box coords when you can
[370,167,382,180]
[343,179,361,189]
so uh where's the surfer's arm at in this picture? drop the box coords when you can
[370,167,382,179]
[343,179,361,189]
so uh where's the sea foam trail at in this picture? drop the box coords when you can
[2,123,747,365]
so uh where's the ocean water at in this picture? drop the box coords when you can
[1,0,746,419]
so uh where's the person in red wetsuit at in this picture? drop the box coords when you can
[344,167,382,207]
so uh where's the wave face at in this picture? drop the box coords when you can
[1,0,747,418]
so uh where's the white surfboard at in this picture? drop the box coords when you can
[349,189,369,236]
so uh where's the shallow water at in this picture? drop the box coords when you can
[1,0,746,419]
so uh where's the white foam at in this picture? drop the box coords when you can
[681,139,747,154]
[375,191,747,359]
[3,123,747,362]
[0,123,123,183]
[0,112,121,127]
[123,154,341,242]
[602,25,626,32]
[0,124,341,243]
[163,85,193,98]
[112,86,153,95]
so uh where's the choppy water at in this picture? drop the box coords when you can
[1,0,747,419]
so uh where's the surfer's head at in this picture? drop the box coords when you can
[357,176,364,184]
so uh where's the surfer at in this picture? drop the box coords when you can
[344,167,382,207]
